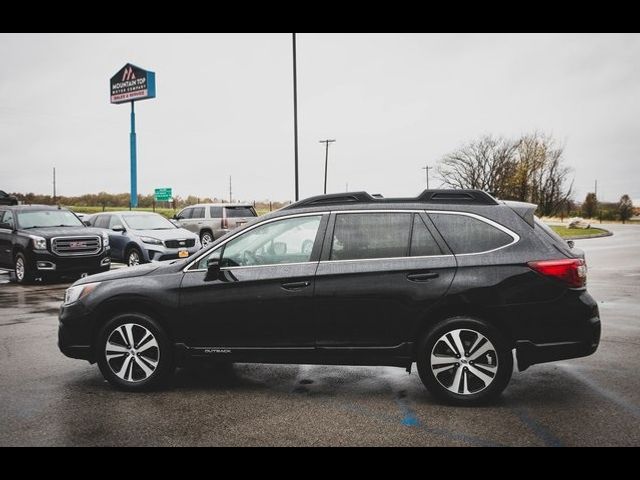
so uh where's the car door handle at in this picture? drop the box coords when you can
[281,281,311,291]
[407,272,439,282]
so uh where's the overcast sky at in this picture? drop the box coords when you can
[1,33,638,203]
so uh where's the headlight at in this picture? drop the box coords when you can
[140,236,162,245]
[64,282,100,306]
[30,235,47,250]
[101,232,109,247]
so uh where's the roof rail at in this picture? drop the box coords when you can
[283,189,499,210]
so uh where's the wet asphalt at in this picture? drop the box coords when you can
[0,224,639,446]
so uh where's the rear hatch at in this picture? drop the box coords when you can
[224,205,257,229]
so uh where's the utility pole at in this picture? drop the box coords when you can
[422,165,433,189]
[292,33,299,201]
[345,182,349,192]
[229,176,233,203]
[52,167,56,203]
[319,139,336,195]
[595,179,598,197]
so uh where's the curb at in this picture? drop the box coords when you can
[563,229,613,241]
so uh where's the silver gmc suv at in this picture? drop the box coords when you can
[174,203,257,247]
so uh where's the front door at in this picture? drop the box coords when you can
[179,214,328,352]
[0,210,14,267]
[313,212,457,352]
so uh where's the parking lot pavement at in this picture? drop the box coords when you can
[1,226,639,446]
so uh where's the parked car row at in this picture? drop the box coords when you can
[0,203,258,283]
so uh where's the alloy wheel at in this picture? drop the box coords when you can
[128,250,140,266]
[105,323,160,383]
[15,256,25,281]
[430,328,498,395]
[201,233,213,247]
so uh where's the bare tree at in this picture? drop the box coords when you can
[437,135,518,197]
[582,192,598,218]
[438,132,573,216]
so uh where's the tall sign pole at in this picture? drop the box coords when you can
[292,33,299,202]
[110,63,156,209]
[130,101,137,208]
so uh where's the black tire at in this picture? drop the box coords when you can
[125,246,145,267]
[416,316,513,406]
[14,252,34,284]
[200,230,214,247]
[97,313,175,391]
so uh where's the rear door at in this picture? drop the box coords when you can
[313,211,457,352]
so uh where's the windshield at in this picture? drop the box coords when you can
[17,210,84,229]
[122,214,176,230]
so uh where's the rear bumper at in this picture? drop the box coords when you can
[516,315,600,371]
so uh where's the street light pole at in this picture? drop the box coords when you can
[422,165,433,190]
[319,139,336,195]
[292,33,299,201]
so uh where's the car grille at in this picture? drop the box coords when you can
[164,238,196,249]
[52,236,102,256]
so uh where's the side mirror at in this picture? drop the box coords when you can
[112,225,126,232]
[567,240,575,249]
[83,221,91,226]
[205,259,221,281]
[0,222,12,230]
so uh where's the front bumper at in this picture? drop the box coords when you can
[58,301,95,362]
[144,245,201,262]
[29,249,110,275]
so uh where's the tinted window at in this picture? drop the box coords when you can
[16,210,83,229]
[225,206,256,218]
[220,215,322,267]
[178,208,192,220]
[94,215,111,229]
[210,207,223,218]
[429,213,513,254]
[1,210,13,227]
[331,213,412,261]
[411,215,443,256]
[191,207,205,219]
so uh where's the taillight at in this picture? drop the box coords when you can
[528,258,587,288]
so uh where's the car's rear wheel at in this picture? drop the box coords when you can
[200,231,214,247]
[417,317,513,406]
[126,247,144,267]
[14,252,34,284]
[97,313,174,391]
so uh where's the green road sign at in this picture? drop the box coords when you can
[154,187,172,202]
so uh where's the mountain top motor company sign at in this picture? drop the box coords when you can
[110,63,156,104]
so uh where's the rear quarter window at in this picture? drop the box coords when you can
[429,213,514,254]
[225,206,257,218]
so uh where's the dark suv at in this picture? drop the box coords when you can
[0,190,18,206]
[0,205,111,283]
[58,190,600,405]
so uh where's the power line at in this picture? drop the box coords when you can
[319,139,336,195]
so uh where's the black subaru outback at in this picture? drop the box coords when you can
[58,190,599,405]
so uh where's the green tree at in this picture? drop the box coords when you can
[618,194,634,224]
[582,192,598,218]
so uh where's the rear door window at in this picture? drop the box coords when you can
[429,213,514,254]
[410,215,443,256]
[191,207,205,219]
[225,206,256,218]
[330,213,412,261]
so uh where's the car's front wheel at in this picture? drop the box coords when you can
[126,247,144,267]
[417,317,513,406]
[97,313,175,391]
[14,252,34,284]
